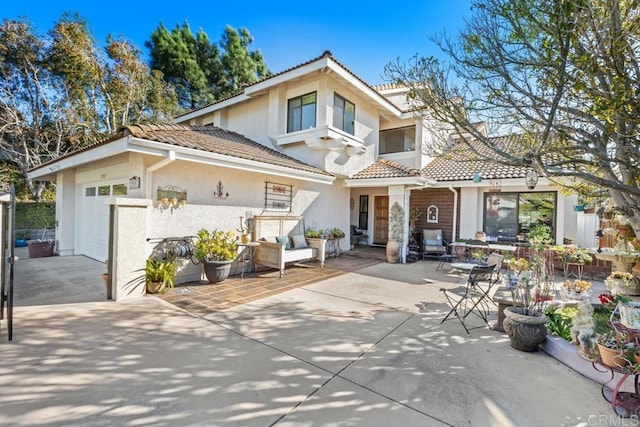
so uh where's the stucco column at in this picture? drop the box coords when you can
[55,170,76,256]
[388,185,407,263]
[106,197,151,301]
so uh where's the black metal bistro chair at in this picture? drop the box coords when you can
[439,264,500,334]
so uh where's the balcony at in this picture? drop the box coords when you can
[276,125,365,156]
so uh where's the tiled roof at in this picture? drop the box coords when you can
[351,159,422,179]
[124,124,332,176]
[422,135,531,182]
[31,124,332,177]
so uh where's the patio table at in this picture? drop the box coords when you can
[450,262,480,274]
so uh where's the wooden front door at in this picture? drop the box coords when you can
[373,196,389,244]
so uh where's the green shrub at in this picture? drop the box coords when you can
[544,306,573,341]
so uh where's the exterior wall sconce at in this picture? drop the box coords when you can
[157,185,187,213]
[524,168,539,190]
[213,181,229,199]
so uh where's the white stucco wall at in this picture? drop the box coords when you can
[145,160,348,283]
[457,182,577,245]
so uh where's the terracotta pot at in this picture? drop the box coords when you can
[597,343,632,369]
[503,307,547,352]
[203,260,233,283]
[101,273,109,289]
[386,239,400,263]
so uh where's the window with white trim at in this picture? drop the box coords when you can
[333,93,355,135]
[287,92,317,132]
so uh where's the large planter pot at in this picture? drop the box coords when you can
[386,239,400,263]
[27,240,54,258]
[203,260,233,283]
[503,306,547,352]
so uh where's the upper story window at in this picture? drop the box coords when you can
[287,92,317,132]
[333,93,355,135]
[379,126,416,154]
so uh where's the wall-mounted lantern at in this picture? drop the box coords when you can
[524,168,539,190]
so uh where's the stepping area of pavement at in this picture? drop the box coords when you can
[0,246,615,426]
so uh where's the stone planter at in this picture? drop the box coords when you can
[203,260,233,283]
[605,276,630,296]
[503,306,547,352]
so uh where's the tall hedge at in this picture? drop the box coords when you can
[15,203,55,229]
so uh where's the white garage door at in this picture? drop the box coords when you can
[76,182,127,261]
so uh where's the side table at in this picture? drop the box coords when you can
[237,242,260,279]
[563,262,584,280]
[593,358,640,418]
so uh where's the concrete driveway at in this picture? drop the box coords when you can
[0,255,615,426]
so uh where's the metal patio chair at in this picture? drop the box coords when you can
[439,264,500,334]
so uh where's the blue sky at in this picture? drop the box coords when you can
[3,0,473,85]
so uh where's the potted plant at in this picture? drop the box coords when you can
[605,271,635,295]
[503,257,551,351]
[562,279,592,300]
[470,250,486,264]
[145,258,176,294]
[595,330,636,370]
[194,229,238,283]
[386,202,404,263]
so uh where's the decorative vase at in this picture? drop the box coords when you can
[386,239,400,263]
[503,306,547,352]
[203,260,233,283]
[597,343,630,369]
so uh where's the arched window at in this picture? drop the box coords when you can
[427,205,439,223]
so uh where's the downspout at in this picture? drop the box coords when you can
[145,151,176,199]
[449,185,458,242]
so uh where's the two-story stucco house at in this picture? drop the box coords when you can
[28,51,585,300]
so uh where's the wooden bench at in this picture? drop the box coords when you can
[254,238,326,277]
[252,215,327,277]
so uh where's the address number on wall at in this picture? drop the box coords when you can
[264,181,293,212]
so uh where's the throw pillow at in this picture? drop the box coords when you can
[276,236,291,250]
[291,235,308,249]
[263,236,278,243]
[424,239,439,246]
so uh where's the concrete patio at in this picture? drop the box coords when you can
[0,248,620,426]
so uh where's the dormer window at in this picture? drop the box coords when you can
[333,93,355,135]
[287,92,317,132]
